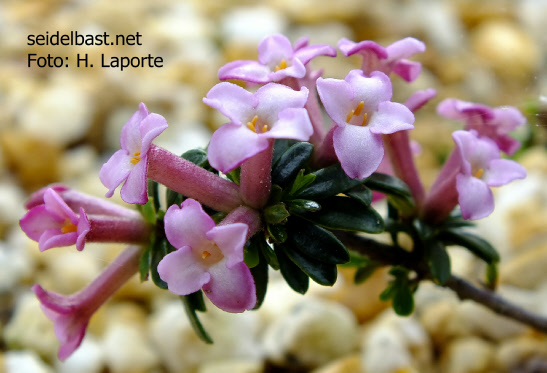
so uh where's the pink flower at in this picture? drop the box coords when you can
[157,199,256,313]
[20,188,90,252]
[32,246,141,361]
[338,37,425,82]
[453,130,526,220]
[316,70,415,179]
[204,82,312,173]
[218,34,336,83]
[437,99,526,155]
[99,103,168,204]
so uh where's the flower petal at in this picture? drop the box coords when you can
[294,43,337,64]
[203,260,256,313]
[203,82,258,124]
[347,71,393,112]
[386,37,425,60]
[368,101,415,135]
[44,189,76,223]
[206,223,248,268]
[316,77,354,125]
[333,125,384,180]
[208,122,269,173]
[119,157,148,204]
[164,199,215,250]
[157,246,211,296]
[218,60,272,83]
[337,38,387,58]
[456,174,494,220]
[404,89,437,113]
[267,57,307,81]
[20,206,62,241]
[255,84,308,125]
[99,150,132,198]
[39,229,78,252]
[140,113,168,154]
[263,108,313,141]
[120,103,149,152]
[391,60,422,82]
[76,208,90,252]
[485,159,526,187]
[257,34,294,66]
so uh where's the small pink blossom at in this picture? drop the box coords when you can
[453,130,526,220]
[32,246,141,361]
[204,82,312,173]
[19,188,90,251]
[218,34,336,83]
[338,37,425,82]
[99,103,168,204]
[317,70,415,179]
[158,199,256,313]
[437,99,526,155]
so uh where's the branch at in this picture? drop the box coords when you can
[335,231,547,334]
[445,275,547,333]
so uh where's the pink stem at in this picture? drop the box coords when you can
[85,215,151,244]
[220,206,262,240]
[240,141,274,209]
[147,145,243,213]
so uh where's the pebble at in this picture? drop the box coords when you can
[312,354,362,373]
[262,297,359,368]
[494,334,547,371]
[54,336,105,373]
[4,350,53,373]
[500,244,547,289]
[220,6,287,45]
[439,336,495,373]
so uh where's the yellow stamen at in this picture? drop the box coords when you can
[361,112,368,126]
[474,168,484,178]
[275,59,287,71]
[346,110,355,123]
[62,222,77,234]
[246,115,258,133]
[130,152,141,165]
[202,251,211,259]
[262,124,269,133]
[354,101,364,116]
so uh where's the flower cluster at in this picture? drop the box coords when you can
[19,33,528,360]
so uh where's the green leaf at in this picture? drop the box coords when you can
[266,224,287,244]
[139,246,151,282]
[271,142,314,187]
[286,199,321,214]
[437,229,500,264]
[296,196,384,233]
[181,148,208,167]
[485,261,498,291]
[296,164,362,200]
[226,167,241,185]
[185,289,207,312]
[138,200,157,224]
[286,217,349,264]
[165,188,183,207]
[276,244,309,294]
[243,240,260,268]
[365,172,412,197]
[346,185,373,206]
[427,240,451,285]
[354,261,380,284]
[150,240,175,289]
[272,139,292,165]
[147,180,160,211]
[283,242,338,286]
[342,250,370,268]
[289,169,316,196]
[254,235,279,270]
[379,282,396,302]
[250,250,268,310]
[180,295,213,344]
[263,203,290,225]
[392,282,414,316]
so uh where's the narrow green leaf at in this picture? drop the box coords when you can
[266,224,287,244]
[296,164,362,200]
[379,282,396,302]
[138,200,157,224]
[263,203,290,225]
[139,246,151,282]
[180,295,213,344]
[286,218,349,264]
[165,188,183,207]
[253,235,279,270]
[365,172,412,197]
[437,229,500,264]
[341,250,370,268]
[296,197,384,233]
[289,170,316,196]
[276,244,309,294]
[346,185,373,206]
[185,289,207,312]
[286,199,321,214]
[392,282,414,316]
[150,240,175,289]
[250,250,268,310]
[485,261,498,291]
[226,167,241,185]
[271,142,314,187]
[243,240,260,268]
[354,261,380,284]
[147,180,160,211]
[272,139,291,165]
[181,148,208,167]
[427,240,451,285]
[283,241,338,286]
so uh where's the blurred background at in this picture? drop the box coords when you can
[1,0,547,372]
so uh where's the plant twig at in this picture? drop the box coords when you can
[336,231,547,334]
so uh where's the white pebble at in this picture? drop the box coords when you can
[5,350,53,373]
[55,335,105,373]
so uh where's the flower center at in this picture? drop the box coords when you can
[61,220,77,234]
[274,59,288,71]
[246,115,269,133]
[198,243,223,265]
[130,152,141,165]
[474,168,484,179]
[346,101,368,126]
